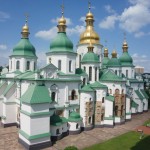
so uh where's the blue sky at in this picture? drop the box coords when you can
[0,0,150,72]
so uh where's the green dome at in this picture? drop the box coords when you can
[12,38,36,57]
[119,52,133,66]
[68,111,82,122]
[107,57,121,67]
[50,114,63,126]
[81,52,99,63]
[102,57,110,68]
[50,32,73,52]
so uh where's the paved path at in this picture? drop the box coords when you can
[0,111,150,150]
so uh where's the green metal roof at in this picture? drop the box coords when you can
[0,81,6,88]
[105,95,114,102]
[80,84,94,92]
[107,57,121,67]
[21,84,51,104]
[3,82,15,96]
[15,71,35,79]
[128,78,144,83]
[50,32,74,52]
[102,57,110,68]
[131,101,138,108]
[119,52,133,66]
[90,81,107,89]
[75,68,87,75]
[100,70,124,82]
[12,38,37,57]
[81,52,100,63]
[140,89,149,99]
[135,90,144,100]
[40,63,57,70]
[68,111,82,122]
[50,114,63,126]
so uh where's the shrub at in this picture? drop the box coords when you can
[64,146,78,150]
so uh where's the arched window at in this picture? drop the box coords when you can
[58,60,61,70]
[84,66,86,71]
[34,62,36,70]
[115,106,118,116]
[71,90,76,100]
[89,67,92,81]
[122,89,124,94]
[109,89,112,94]
[126,70,128,78]
[102,97,104,103]
[26,61,30,70]
[88,117,91,124]
[51,92,55,101]
[115,70,117,75]
[56,129,59,134]
[16,61,20,70]
[101,113,104,121]
[83,78,86,86]
[79,55,81,68]
[69,60,72,72]
[121,105,124,116]
[10,60,12,70]
[115,89,120,95]
[76,123,79,129]
[95,67,97,81]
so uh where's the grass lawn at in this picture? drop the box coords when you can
[143,119,150,126]
[83,131,150,150]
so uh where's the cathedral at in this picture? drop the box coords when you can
[0,3,149,150]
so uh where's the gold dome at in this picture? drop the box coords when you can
[122,40,128,52]
[79,3,100,44]
[21,23,30,38]
[58,16,66,26]
[104,48,108,57]
[112,50,117,58]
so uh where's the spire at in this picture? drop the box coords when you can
[122,32,128,52]
[21,14,30,38]
[57,4,66,32]
[111,50,117,58]
[87,40,94,52]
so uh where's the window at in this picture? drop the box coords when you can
[16,61,20,70]
[109,89,112,94]
[69,60,72,72]
[71,90,76,100]
[10,60,12,70]
[89,67,92,81]
[26,61,30,70]
[34,62,36,70]
[101,113,104,121]
[115,70,117,75]
[51,92,55,101]
[76,123,79,129]
[84,66,86,72]
[95,67,97,81]
[83,78,86,86]
[115,106,118,116]
[122,89,124,94]
[126,70,128,78]
[102,97,104,103]
[88,117,91,124]
[115,89,120,95]
[56,129,59,134]
[79,55,81,68]
[58,60,61,70]
[121,105,124,116]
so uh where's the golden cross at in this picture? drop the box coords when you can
[61,4,64,16]
[25,13,29,24]
[88,1,91,12]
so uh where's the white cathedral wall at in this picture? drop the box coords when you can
[76,44,103,68]
[68,121,81,131]
[104,100,113,118]
[0,99,3,117]
[46,54,76,74]
[50,125,63,136]
[121,67,134,78]
[143,99,148,111]
[2,102,16,124]
[126,97,131,119]
[80,92,94,127]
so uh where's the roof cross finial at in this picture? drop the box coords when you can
[25,13,29,25]
[88,1,91,12]
[61,3,64,17]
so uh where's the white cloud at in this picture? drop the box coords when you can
[105,5,116,14]
[132,53,150,72]
[99,15,118,29]
[0,44,7,50]
[99,0,150,36]
[0,11,10,21]
[67,25,85,36]
[35,26,57,40]
[51,17,73,26]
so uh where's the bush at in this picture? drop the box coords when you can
[64,146,78,150]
